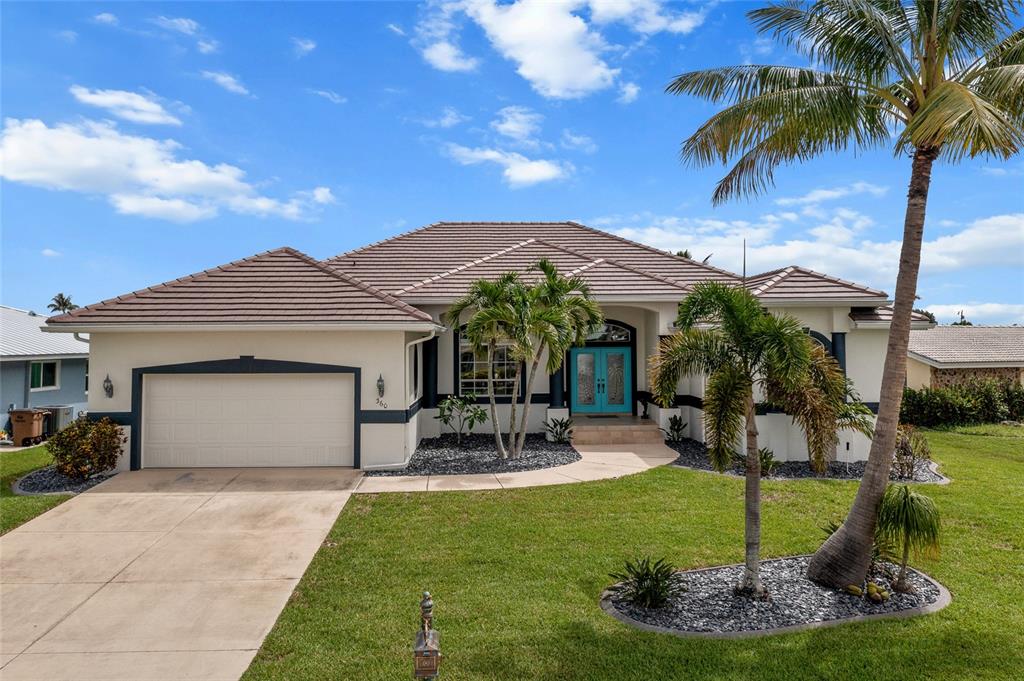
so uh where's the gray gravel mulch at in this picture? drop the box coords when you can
[606,555,943,636]
[668,439,945,483]
[14,465,115,495]
[365,432,580,477]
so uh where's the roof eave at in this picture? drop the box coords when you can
[907,351,1023,369]
[0,353,90,362]
[853,319,936,330]
[762,297,892,307]
[43,321,442,333]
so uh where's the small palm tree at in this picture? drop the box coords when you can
[651,282,852,597]
[877,484,941,592]
[509,260,603,459]
[667,0,1023,589]
[446,273,523,459]
[47,293,78,314]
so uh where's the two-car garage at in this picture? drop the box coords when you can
[142,374,355,468]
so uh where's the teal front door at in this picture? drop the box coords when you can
[569,347,632,414]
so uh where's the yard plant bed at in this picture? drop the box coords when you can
[14,464,114,495]
[668,439,946,483]
[365,432,580,476]
[1,446,73,534]
[602,556,947,638]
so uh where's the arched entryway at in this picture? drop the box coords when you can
[567,320,637,416]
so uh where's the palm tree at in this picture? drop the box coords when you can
[47,293,78,314]
[446,273,523,459]
[510,260,603,459]
[650,282,851,596]
[666,0,1022,589]
[877,484,940,592]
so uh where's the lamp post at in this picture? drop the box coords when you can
[413,591,441,678]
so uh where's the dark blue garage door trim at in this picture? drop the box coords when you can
[124,356,363,470]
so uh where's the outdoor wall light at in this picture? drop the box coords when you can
[102,374,114,399]
[377,373,386,398]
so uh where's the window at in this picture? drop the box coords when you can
[459,337,518,396]
[30,360,59,391]
[586,322,631,343]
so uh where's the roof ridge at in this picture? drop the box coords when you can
[47,247,296,323]
[750,266,796,295]
[563,220,742,280]
[394,239,540,295]
[593,255,693,290]
[325,222,443,262]
[787,265,889,297]
[275,248,435,323]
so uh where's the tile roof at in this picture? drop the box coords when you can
[326,221,740,295]
[1,306,89,357]
[909,326,1024,365]
[849,306,935,326]
[45,248,434,327]
[745,266,888,301]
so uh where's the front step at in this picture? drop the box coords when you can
[571,418,664,445]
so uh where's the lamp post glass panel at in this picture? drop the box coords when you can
[414,592,441,678]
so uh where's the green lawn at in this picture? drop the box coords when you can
[0,445,71,534]
[245,430,1024,680]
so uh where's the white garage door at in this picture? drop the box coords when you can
[143,374,354,468]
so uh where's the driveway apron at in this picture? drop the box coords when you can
[0,467,360,681]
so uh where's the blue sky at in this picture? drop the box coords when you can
[2,1,1022,323]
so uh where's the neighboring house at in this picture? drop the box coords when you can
[44,221,931,471]
[1,305,89,428]
[907,326,1024,389]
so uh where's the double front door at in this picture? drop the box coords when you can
[569,347,632,414]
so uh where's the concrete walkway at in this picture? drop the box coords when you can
[354,443,678,493]
[0,467,361,681]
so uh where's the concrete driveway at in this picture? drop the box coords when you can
[0,467,360,681]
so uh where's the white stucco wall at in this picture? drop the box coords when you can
[86,330,412,469]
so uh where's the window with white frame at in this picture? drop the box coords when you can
[458,336,518,397]
[30,360,59,391]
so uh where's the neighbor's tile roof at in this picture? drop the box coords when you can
[909,326,1024,365]
[326,221,741,295]
[849,306,935,326]
[745,266,888,301]
[1,305,89,357]
[46,248,434,326]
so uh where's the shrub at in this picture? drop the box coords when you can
[608,555,685,609]
[434,394,488,445]
[543,417,574,444]
[901,378,1023,427]
[732,447,779,477]
[661,415,687,443]
[893,425,931,479]
[47,416,125,480]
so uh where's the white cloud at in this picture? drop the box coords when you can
[56,30,78,44]
[463,0,618,99]
[925,303,1024,325]
[307,89,346,104]
[70,85,182,126]
[617,82,640,103]
[41,248,62,257]
[197,39,220,54]
[595,211,1024,292]
[422,41,480,72]
[0,118,332,223]
[153,16,200,35]
[201,71,250,96]
[446,143,572,187]
[292,37,317,57]
[775,181,888,206]
[93,13,118,26]
[415,1,706,99]
[561,129,598,153]
[387,23,406,36]
[422,106,469,128]
[491,106,543,144]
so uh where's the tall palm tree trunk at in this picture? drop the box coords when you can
[808,146,938,588]
[515,351,544,458]
[507,362,523,459]
[486,342,508,459]
[739,394,765,596]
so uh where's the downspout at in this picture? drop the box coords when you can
[405,327,441,404]
[74,333,89,344]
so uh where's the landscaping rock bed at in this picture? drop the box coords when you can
[365,433,580,476]
[14,465,114,495]
[603,555,947,638]
[668,439,946,483]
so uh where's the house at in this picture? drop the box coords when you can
[44,221,930,471]
[907,326,1024,389]
[1,305,90,428]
